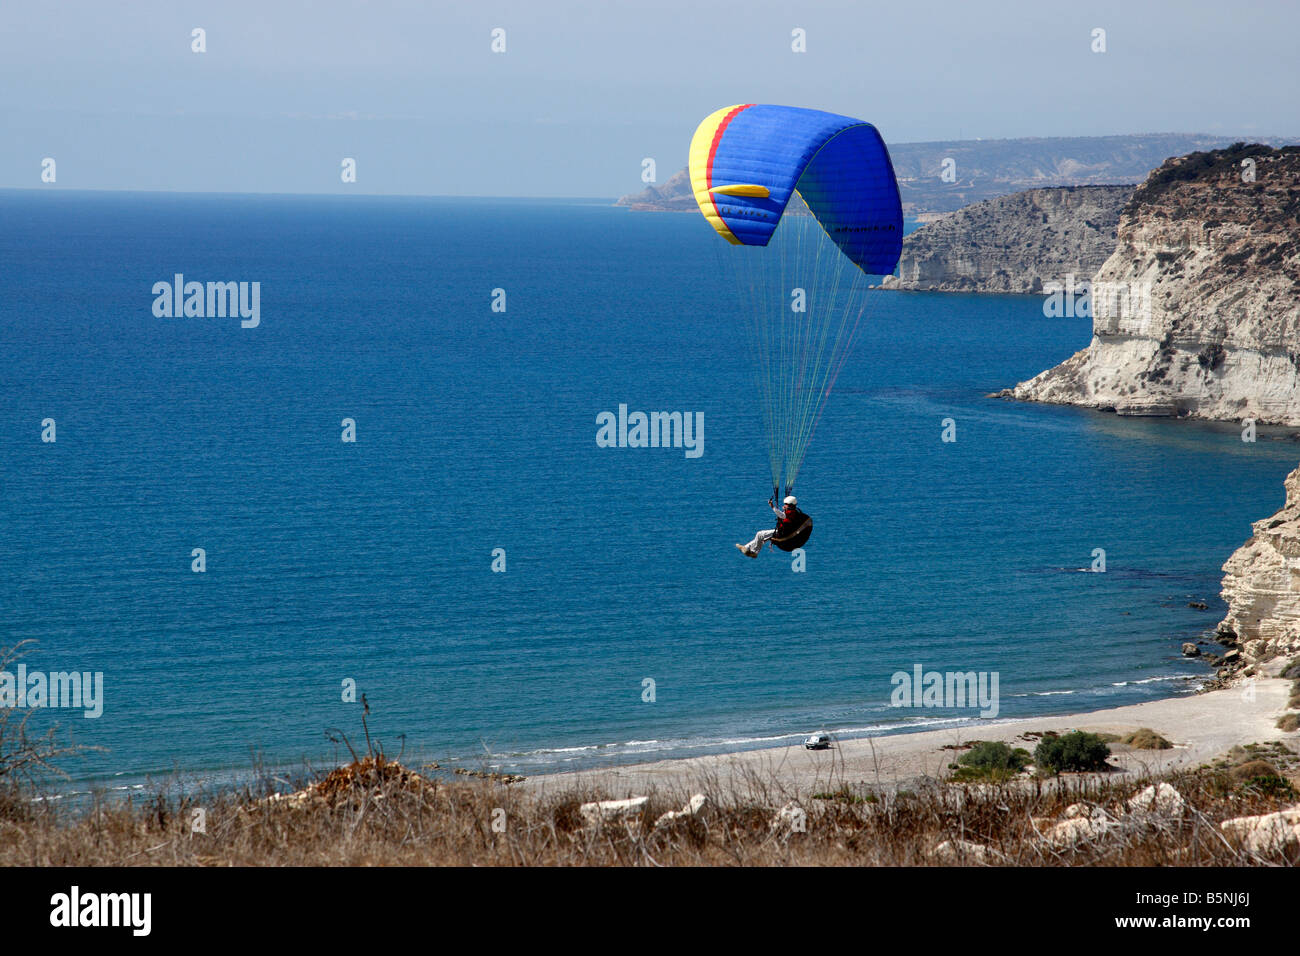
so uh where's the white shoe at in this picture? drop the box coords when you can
[735,544,757,558]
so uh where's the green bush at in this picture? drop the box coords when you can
[948,741,1031,781]
[1231,760,1295,797]
[958,741,1028,770]
[1034,731,1112,773]
[1231,759,1277,782]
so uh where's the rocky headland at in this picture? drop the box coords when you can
[1001,144,1300,422]
[617,168,696,212]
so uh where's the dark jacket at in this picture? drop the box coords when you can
[776,507,806,537]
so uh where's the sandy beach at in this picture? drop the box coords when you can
[525,677,1295,801]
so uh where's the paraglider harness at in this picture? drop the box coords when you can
[769,493,813,552]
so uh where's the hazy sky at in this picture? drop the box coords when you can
[3,0,1298,197]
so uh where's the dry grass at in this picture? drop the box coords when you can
[1121,728,1173,750]
[1,757,1297,866]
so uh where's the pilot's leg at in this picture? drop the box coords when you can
[737,528,774,557]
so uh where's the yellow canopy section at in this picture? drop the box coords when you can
[687,104,748,245]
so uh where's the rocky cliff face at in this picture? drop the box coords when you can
[880,185,1130,293]
[1218,463,1300,668]
[1004,145,1300,423]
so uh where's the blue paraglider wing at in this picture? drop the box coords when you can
[688,104,903,275]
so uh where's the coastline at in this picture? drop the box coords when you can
[523,677,1295,801]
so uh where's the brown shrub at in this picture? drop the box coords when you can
[1230,760,1279,783]
[1122,729,1173,750]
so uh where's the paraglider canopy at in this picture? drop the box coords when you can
[688,104,903,273]
[688,104,903,499]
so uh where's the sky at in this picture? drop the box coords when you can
[2,0,1298,197]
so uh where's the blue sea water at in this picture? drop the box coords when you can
[1,190,1296,797]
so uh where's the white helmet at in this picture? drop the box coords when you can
[783,495,797,507]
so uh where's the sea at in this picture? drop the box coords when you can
[1,190,1295,801]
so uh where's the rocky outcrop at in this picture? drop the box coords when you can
[929,838,998,864]
[880,185,1130,293]
[1127,782,1187,816]
[579,796,648,827]
[1002,144,1300,423]
[653,793,708,828]
[615,169,695,211]
[1221,806,1300,854]
[1217,463,1300,665]
[1038,804,1116,846]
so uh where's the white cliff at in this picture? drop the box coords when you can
[1003,145,1300,423]
[1218,463,1300,665]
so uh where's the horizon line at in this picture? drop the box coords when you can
[0,186,619,202]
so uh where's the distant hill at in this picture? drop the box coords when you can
[618,133,1296,215]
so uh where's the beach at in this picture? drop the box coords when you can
[525,676,1295,800]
